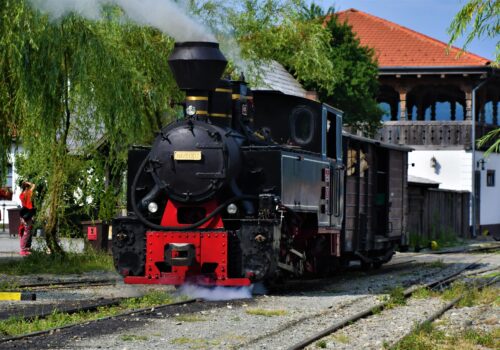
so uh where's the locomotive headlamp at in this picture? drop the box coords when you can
[227,203,238,215]
[148,202,159,213]
[186,105,197,116]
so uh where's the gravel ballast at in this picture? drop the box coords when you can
[1,249,498,350]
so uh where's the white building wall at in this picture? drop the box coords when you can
[0,143,22,225]
[408,149,500,228]
[478,151,500,226]
[408,150,472,191]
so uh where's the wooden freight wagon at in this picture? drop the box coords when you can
[342,133,412,266]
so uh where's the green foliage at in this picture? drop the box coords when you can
[171,337,221,347]
[441,282,499,307]
[411,287,437,300]
[245,308,287,316]
[2,0,383,250]
[333,334,350,344]
[477,127,500,157]
[1,1,182,251]
[192,0,382,133]
[408,227,460,251]
[0,290,178,337]
[119,290,174,309]
[381,286,407,309]
[174,314,207,322]
[121,334,148,341]
[394,321,499,350]
[0,278,19,292]
[315,339,327,348]
[0,248,113,275]
[448,0,499,64]
[312,14,382,134]
[388,286,407,306]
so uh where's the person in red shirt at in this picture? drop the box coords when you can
[19,181,36,256]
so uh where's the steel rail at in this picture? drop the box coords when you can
[0,298,197,344]
[17,278,118,289]
[287,260,482,350]
[1,298,125,323]
[429,244,500,255]
[388,276,499,350]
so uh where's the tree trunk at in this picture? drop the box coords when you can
[43,146,66,256]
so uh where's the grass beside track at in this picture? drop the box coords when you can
[394,282,500,349]
[0,290,176,338]
[393,322,499,350]
[0,249,114,276]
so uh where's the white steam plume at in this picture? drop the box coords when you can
[177,284,252,301]
[29,0,215,42]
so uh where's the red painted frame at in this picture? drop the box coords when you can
[124,199,251,286]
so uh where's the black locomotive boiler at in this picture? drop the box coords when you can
[112,41,410,286]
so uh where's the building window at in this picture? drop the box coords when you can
[487,170,495,187]
[1,165,12,189]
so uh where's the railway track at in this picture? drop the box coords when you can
[1,253,496,349]
[0,298,198,347]
[429,243,500,255]
[273,260,417,295]
[287,262,497,350]
[397,275,499,343]
[17,278,118,290]
[0,298,124,322]
[232,260,488,350]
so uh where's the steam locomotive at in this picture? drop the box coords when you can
[112,42,410,286]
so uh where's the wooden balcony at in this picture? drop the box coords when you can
[376,121,498,149]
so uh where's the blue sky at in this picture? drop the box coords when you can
[315,0,497,60]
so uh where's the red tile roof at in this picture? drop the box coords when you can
[333,9,490,68]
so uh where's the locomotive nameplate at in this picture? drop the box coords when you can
[174,151,202,161]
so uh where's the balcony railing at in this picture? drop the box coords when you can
[377,121,498,149]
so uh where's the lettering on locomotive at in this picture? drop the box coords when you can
[174,151,202,161]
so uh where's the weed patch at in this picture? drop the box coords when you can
[411,287,438,299]
[408,228,462,252]
[120,290,174,309]
[382,286,406,309]
[175,314,206,322]
[315,339,327,348]
[245,308,287,317]
[333,334,349,344]
[477,270,500,279]
[0,290,176,337]
[0,278,19,291]
[393,322,499,349]
[441,282,499,307]
[171,337,220,347]
[121,334,148,341]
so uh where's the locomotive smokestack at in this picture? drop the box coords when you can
[168,42,227,91]
[168,42,228,120]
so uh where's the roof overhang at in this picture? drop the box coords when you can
[342,131,414,152]
[378,65,498,77]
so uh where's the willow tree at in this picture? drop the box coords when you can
[0,1,30,181]
[191,0,381,132]
[448,0,499,64]
[1,1,181,253]
[448,0,500,155]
